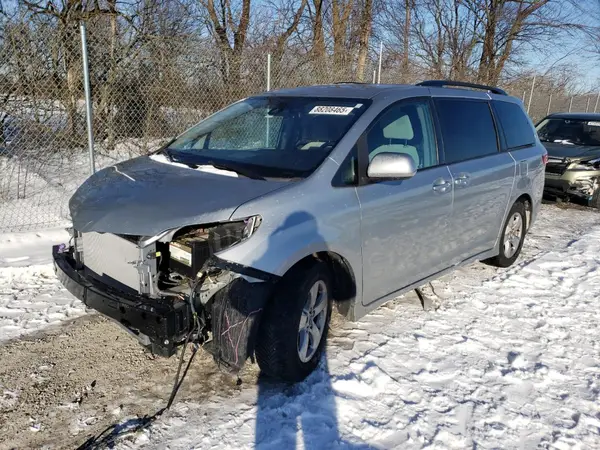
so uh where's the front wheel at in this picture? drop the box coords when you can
[485,201,527,268]
[255,261,332,382]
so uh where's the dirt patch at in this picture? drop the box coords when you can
[0,314,258,449]
[543,195,600,211]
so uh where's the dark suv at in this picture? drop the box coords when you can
[537,112,600,207]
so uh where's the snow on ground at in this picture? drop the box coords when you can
[119,209,600,450]
[0,228,87,343]
[0,205,599,449]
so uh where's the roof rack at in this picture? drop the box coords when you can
[416,80,507,96]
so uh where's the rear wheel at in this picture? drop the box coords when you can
[485,201,526,268]
[255,261,332,382]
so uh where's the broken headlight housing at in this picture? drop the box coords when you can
[208,215,262,253]
[167,216,261,278]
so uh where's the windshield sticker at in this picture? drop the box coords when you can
[587,121,600,127]
[309,105,356,115]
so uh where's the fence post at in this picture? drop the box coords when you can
[266,54,271,91]
[595,93,600,113]
[569,97,573,112]
[372,70,376,84]
[80,22,95,175]
[266,54,271,147]
[522,91,526,102]
[377,42,383,84]
[586,97,590,113]
[527,76,535,114]
[547,93,552,115]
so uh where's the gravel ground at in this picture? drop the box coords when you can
[0,314,258,449]
[0,203,598,449]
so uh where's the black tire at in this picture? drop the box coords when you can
[255,260,332,382]
[485,201,527,268]
[591,186,600,209]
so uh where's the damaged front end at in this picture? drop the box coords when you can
[53,219,278,373]
[565,175,600,203]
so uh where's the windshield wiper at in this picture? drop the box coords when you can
[154,137,177,161]
[209,162,266,180]
[164,151,266,180]
[162,147,175,161]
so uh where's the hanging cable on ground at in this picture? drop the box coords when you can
[165,275,208,410]
[165,322,199,410]
[77,283,205,450]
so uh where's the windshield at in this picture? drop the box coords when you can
[536,118,600,146]
[166,96,370,179]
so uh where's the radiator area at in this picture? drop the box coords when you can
[81,232,154,292]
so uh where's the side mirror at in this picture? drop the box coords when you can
[367,152,417,180]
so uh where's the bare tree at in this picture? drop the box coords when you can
[356,0,373,81]
[310,0,326,61]
[401,0,413,78]
[473,0,591,85]
[200,0,306,87]
[22,0,86,139]
[271,0,308,62]
[200,0,251,86]
[476,0,550,85]
[331,0,354,72]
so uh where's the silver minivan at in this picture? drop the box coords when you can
[53,80,547,381]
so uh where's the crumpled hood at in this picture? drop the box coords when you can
[543,142,600,161]
[69,156,288,236]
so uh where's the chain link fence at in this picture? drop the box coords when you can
[0,19,596,233]
[508,84,600,125]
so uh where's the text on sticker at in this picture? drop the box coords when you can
[309,106,355,115]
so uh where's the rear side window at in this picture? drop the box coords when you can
[493,101,535,149]
[435,99,498,164]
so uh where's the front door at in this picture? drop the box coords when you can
[357,98,454,305]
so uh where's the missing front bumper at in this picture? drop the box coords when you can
[53,245,191,356]
[52,245,278,370]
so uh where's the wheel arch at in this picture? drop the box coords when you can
[277,251,358,320]
[492,193,532,257]
[514,193,533,230]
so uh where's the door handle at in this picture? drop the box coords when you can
[432,178,452,193]
[454,173,471,187]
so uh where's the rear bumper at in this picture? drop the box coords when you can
[52,245,191,356]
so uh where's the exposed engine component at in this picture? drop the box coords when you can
[166,219,260,280]
[168,230,211,279]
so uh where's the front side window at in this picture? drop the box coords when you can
[435,99,498,164]
[536,118,600,146]
[166,97,370,179]
[366,100,438,169]
[493,101,536,149]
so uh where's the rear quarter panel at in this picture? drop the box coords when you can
[507,144,545,230]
